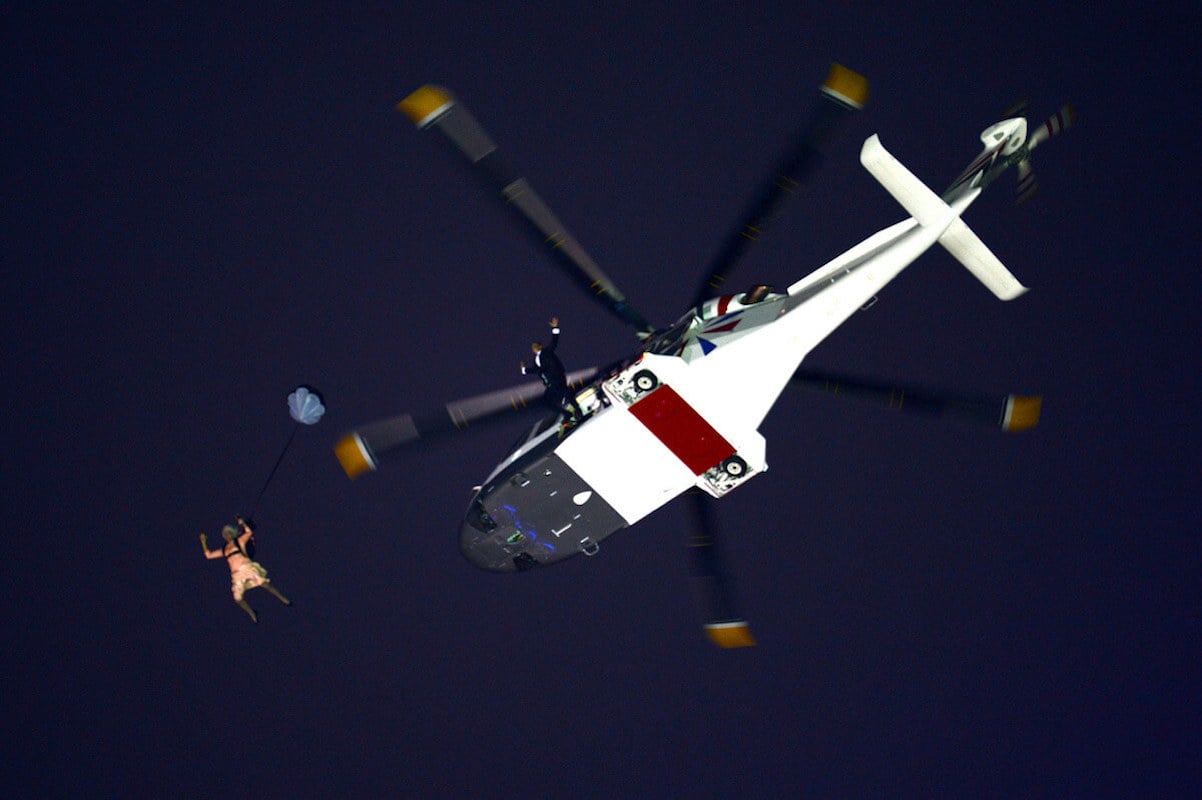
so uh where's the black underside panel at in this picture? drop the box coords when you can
[459,452,627,572]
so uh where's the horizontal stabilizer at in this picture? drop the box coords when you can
[861,134,1027,301]
[860,134,952,226]
[938,218,1028,299]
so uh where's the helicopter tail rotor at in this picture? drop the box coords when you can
[1016,103,1075,204]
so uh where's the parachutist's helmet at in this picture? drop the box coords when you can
[222,525,239,542]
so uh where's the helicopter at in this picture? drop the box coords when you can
[336,64,1073,647]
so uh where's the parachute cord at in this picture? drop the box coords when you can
[249,423,299,519]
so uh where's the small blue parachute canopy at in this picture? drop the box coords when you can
[288,386,325,425]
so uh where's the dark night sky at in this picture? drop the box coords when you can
[4,3,1199,797]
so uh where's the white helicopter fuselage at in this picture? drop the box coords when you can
[459,124,1030,571]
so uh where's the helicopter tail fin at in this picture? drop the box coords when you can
[861,134,1028,300]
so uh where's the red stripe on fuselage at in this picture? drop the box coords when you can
[628,385,736,475]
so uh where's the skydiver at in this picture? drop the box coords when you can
[521,316,585,422]
[200,516,291,623]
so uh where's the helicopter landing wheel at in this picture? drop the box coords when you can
[721,455,747,477]
[632,370,658,394]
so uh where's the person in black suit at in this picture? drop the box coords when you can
[521,316,585,422]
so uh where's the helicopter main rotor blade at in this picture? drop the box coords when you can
[398,86,655,336]
[791,368,1042,431]
[336,368,597,478]
[685,492,756,648]
[691,64,869,307]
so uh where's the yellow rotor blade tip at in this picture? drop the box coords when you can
[823,63,869,109]
[397,85,453,127]
[1005,396,1043,432]
[705,621,757,648]
[335,434,376,479]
